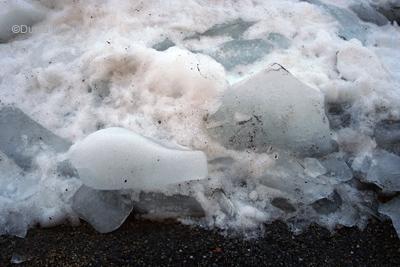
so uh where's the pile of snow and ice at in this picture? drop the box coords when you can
[1,0,400,238]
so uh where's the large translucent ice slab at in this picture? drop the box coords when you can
[207,65,336,156]
[0,106,72,170]
[379,196,400,236]
[72,185,133,233]
[68,127,208,190]
[208,39,272,70]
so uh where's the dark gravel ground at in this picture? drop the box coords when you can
[0,217,399,266]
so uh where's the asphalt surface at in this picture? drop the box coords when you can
[0,217,399,266]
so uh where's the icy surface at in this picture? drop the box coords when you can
[68,127,208,190]
[72,185,133,233]
[207,65,336,156]
[0,106,72,170]
[379,196,400,236]
[1,0,400,237]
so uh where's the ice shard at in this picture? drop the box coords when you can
[364,150,400,192]
[133,192,205,218]
[207,65,336,156]
[0,106,72,170]
[68,127,208,190]
[379,196,400,236]
[186,18,255,40]
[72,185,133,233]
[208,39,272,70]
[374,120,400,156]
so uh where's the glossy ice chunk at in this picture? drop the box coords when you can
[365,150,400,191]
[208,39,272,70]
[379,196,400,236]
[133,192,205,218]
[186,18,255,40]
[68,127,208,190]
[207,65,336,156]
[72,185,133,233]
[0,106,72,170]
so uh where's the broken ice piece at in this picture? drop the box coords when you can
[305,0,369,43]
[303,158,327,178]
[0,106,72,170]
[320,155,353,183]
[186,18,255,40]
[133,192,205,218]
[207,65,336,156]
[212,189,236,217]
[350,3,388,26]
[152,38,175,51]
[379,196,400,236]
[260,152,334,205]
[311,190,342,215]
[364,150,400,192]
[208,39,272,70]
[72,185,133,233]
[68,127,208,190]
[374,120,400,156]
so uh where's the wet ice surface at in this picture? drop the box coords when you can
[207,66,336,156]
[1,0,400,237]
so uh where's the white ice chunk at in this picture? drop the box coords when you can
[72,185,133,233]
[303,158,327,178]
[68,127,208,190]
[207,65,336,156]
[379,196,400,236]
